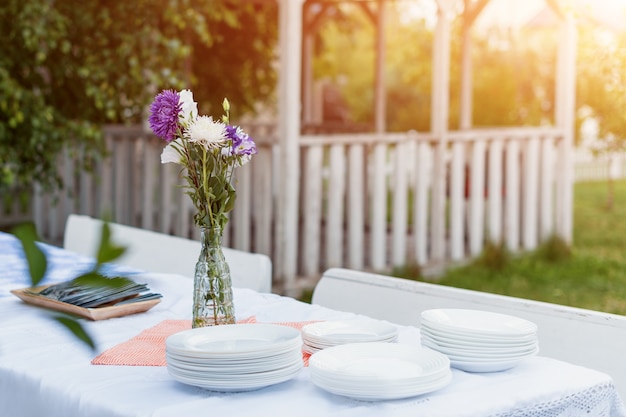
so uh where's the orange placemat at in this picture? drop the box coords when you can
[91,317,317,367]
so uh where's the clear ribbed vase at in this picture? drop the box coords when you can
[192,226,235,328]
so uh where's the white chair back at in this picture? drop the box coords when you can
[313,267,626,399]
[63,214,272,293]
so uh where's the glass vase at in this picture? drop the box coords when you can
[192,225,236,328]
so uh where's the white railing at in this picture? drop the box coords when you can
[6,124,569,292]
[297,127,565,284]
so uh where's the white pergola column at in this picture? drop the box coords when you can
[555,14,577,244]
[429,0,453,261]
[302,29,314,125]
[374,0,386,133]
[277,0,303,294]
[459,0,489,130]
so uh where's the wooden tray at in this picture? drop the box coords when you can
[11,285,161,321]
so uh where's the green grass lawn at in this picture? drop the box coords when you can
[395,179,626,316]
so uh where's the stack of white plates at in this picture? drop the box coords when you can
[165,323,303,392]
[301,319,398,354]
[420,309,539,373]
[309,342,452,401]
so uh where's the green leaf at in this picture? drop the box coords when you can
[224,192,237,213]
[52,315,95,350]
[96,223,126,264]
[72,272,132,289]
[12,223,47,286]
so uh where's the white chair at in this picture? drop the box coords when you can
[313,267,626,399]
[63,214,273,293]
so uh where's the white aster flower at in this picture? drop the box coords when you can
[161,139,183,164]
[186,116,227,149]
[178,89,198,126]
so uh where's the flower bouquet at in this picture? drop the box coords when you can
[148,89,257,327]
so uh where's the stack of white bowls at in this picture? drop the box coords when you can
[165,323,303,392]
[420,309,539,373]
[309,342,452,401]
[301,319,398,354]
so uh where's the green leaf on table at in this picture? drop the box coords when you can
[73,272,133,289]
[52,315,95,350]
[96,222,126,264]
[12,223,47,287]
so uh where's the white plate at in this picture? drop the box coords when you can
[422,338,539,361]
[421,309,537,336]
[166,349,303,373]
[309,342,451,400]
[420,327,538,347]
[449,353,536,373]
[310,343,449,378]
[166,339,301,363]
[420,335,539,356]
[167,357,303,381]
[311,371,452,401]
[302,319,397,344]
[166,323,302,357]
[168,360,303,391]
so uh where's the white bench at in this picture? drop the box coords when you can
[313,267,626,399]
[63,214,273,293]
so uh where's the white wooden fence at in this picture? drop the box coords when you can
[574,148,626,182]
[3,125,569,292]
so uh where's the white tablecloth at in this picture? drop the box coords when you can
[1,232,625,417]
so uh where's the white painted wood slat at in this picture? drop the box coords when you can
[487,139,504,243]
[114,138,128,224]
[302,146,323,277]
[159,162,176,234]
[469,139,486,256]
[505,140,520,251]
[99,135,114,219]
[540,137,555,239]
[430,142,447,262]
[413,141,430,264]
[391,142,408,267]
[347,144,365,270]
[79,146,94,217]
[522,136,540,250]
[449,141,465,260]
[142,142,156,230]
[253,148,273,257]
[325,144,345,268]
[233,163,252,251]
[61,148,75,236]
[370,143,387,270]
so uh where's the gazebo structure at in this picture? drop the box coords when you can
[272,0,576,291]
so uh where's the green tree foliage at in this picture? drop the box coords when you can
[311,3,626,139]
[0,0,277,194]
[465,26,556,128]
[577,25,626,142]
[385,13,433,132]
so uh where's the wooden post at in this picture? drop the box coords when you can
[430,0,453,262]
[302,30,314,125]
[555,15,577,244]
[460,0,490,130]
[460,12,473,129]
[375,0,386,133]
[277,0,303,294]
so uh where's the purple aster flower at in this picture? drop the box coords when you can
[225,125,257,156]
[149,90,182,142]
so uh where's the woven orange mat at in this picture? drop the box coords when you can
[91,317,315,367]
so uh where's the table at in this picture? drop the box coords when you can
[1,231,625,417]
